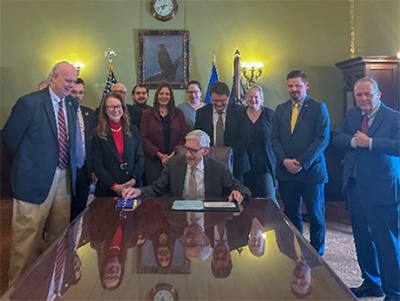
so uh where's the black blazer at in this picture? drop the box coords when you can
[195,103,251,179]
[141,154,251,199]
[91,124,144,197]
[271,96,330,184]
[80,105,97,179]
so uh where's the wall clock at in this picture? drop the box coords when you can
[150,0,178,22]
[147,283,179,301]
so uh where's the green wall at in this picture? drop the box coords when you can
[1,0,399,129]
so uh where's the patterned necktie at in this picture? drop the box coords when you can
[215,111,224,146]
[361,115,369,134]
[58,100,68,169]
[76,108,85,168]
[54,235,67,297]
[290,103,299,133]
[188,166,197,199]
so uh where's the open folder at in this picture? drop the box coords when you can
[172,200,239,212]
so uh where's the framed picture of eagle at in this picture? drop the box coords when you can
[138,30,190,89]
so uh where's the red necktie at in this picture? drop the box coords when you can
[361,115,369,134]
[54,236,67,297]
[58,100,68,169]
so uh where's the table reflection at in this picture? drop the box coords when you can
[4,197,355,300]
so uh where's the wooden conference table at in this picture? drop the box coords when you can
[3,197,355,300]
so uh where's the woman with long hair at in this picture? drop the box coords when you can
[140,82,187,184]
[92,92,144,197]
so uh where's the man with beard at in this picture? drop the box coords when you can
[271,70,330,256]
[131,84,151,111]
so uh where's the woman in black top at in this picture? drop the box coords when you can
[244,85,278,206]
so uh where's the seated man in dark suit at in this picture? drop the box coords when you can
[121,130,251,203]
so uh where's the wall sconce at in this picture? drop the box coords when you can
[241,62,263,88]
[74,62,83,76]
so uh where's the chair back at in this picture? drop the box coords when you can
[175,145,233,172]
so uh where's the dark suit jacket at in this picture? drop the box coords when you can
[195,103,251,179]
[140,108,187,157]
[3,87,79,203]
[91,124,144,197]
[141,154,251,199]
[271,96,330,183]
[127,104,143,130]
[333,103,400,206]
[80,105,97,179]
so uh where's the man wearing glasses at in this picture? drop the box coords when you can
[69,78,97,220]
[122,130,250,203]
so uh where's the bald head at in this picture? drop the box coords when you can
[48,61,77,99]
[111,83,128,100]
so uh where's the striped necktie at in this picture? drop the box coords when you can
[58,100,68,169]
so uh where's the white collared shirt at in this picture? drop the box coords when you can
[183,158,205,199]
[49,87,69,137]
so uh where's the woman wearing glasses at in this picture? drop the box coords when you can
[92,92,144,197]
[177,80,205,131]
[140,82,187,185]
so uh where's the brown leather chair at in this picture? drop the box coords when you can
[175,145,233,172]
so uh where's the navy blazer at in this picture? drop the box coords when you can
[91,124,144,197]
[141,154,251,199]
[333,103,400,206]
[3,87,79,204]
[195,103,251,178]
[271,96,330,183]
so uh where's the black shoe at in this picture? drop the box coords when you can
[350,283,385,298]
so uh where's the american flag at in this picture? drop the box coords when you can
[100,64,117,104]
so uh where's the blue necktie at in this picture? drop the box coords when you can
[76,109,85,168]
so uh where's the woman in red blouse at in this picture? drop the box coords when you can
[92,92,144,197]
[140,83,187,184]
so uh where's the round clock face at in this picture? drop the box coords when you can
[151,0,178,21]
[154,289,174,301]
[148,283,178,301]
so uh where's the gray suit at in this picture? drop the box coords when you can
[141,154,251,199]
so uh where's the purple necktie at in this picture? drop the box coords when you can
[58,100,68,169]
[361,115,369,134]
